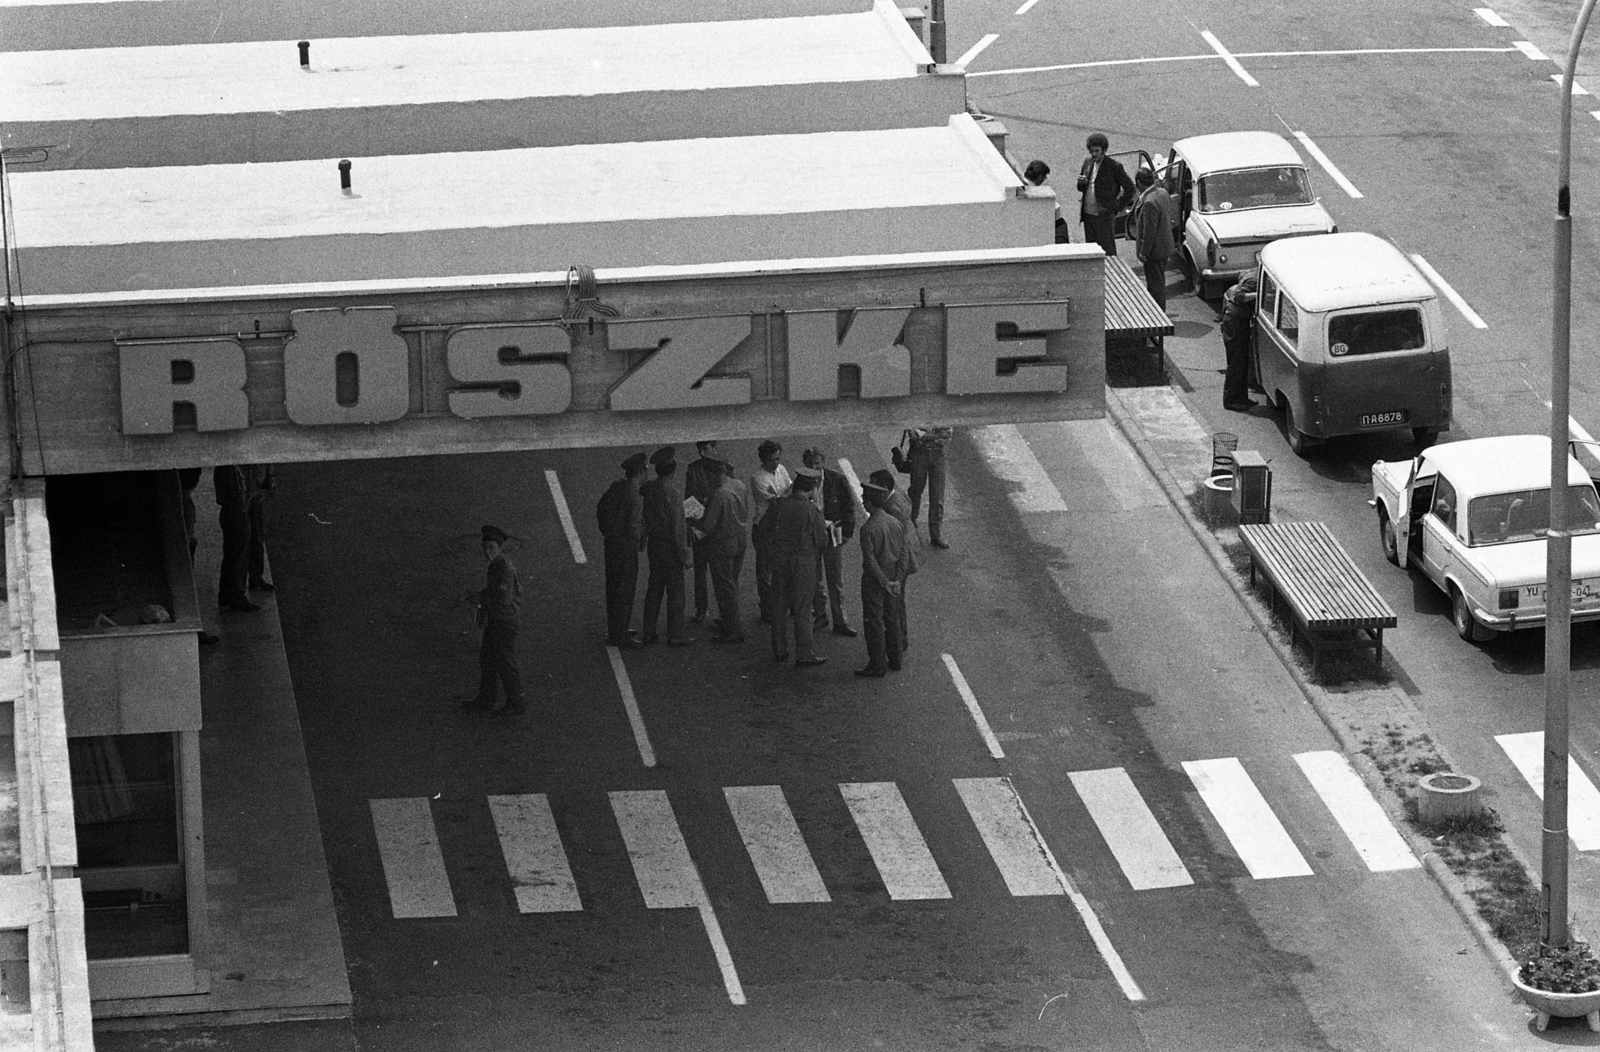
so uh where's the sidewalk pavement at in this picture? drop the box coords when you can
[93,477,351,1039]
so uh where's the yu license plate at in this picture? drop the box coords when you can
[1526,580,1600,603]
[1359,410,1408,428]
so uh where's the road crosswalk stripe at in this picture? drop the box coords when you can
[370,797,458,918]
[1496,732,1600,850]
[1292,752,1420,872]
[609,790,705,909]
[1068,768,1194,890]
[954,777,1064,896]
[608,790,746,1005]
[724,786,831,903]
[839,782,952,900]
[1182,758,1314,879]
[487,794,583,913]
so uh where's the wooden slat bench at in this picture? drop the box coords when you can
[1239,521,1397,676]
[1104,255,1173,382]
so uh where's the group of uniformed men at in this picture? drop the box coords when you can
[467,431,951,712]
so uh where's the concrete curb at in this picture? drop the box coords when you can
[1102,384,1526,992]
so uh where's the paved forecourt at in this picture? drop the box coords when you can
[2,2,962,169]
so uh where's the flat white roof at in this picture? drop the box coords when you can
[1261,232,1434,312]
[1,3,930,120]
[9,115,1050,294]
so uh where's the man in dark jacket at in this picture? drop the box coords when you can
[855,480,909,678]
[1132,168,1176,309]
[803,448,858,637]
[640,446,693,646]
[683,439,723,624]
[695,460,750,644]
[1221,273,1261,411]
[597,452,648,648]
[214,465,259,612]
[472,525,526,714]
[766,468,830,668]
[1077,132,1135,257]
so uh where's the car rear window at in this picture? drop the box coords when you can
[1467,485,1600,546]
[1197,167,1313,213]
[1328,308,1425,357]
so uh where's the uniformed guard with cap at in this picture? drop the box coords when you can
[597,452,649,648]
[766,467,830,667]
[683,439,723,623]
[869,468,919,653]
[640,446,693,646]
[470,524,526,713]
[855,480,908,677]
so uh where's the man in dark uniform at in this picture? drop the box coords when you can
[245,464,276,592]
[907,425,953,549]
[683,439,723,624]
[766,467,830,667]
[640,446,693,646]
[803,448,858,637]
[855,480,908,678]
[869,469,918,655]
[214,464,259,612]
[597,452,648,648]
[1221,272,1260,412]
[471,525,526,714]
[695,460,749,644]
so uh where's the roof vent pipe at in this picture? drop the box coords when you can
[338,159,352,193]
[298,40,310,67]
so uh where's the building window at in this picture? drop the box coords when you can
[69,733,188,959]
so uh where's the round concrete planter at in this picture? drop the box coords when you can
[1415,771,1482,825]
[1512,974,1600,1031]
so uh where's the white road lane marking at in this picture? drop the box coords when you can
[955,33,999,70]
[1409,254,1488,329]
[1015,0,1043,12]
[724,786,831,903]
[839,782,952,900]
[1183,758,1314,879]
[1476,7,1510,26]
[606,645,658,768]
[1553,74,1592,95]
[370,797,458,918]
[969,46,1518,78]
[941,654,1005,759]
[488,794,583,912]
[1591,110,1600,121]
[610,790,747,1004]
[1200,29,1259,86]
[1069,768,1194,890]
[954,777,1064,896]
[544,469,587,565]
[1292,752,1420,872]
[970,424,1068,514]
[1007,782,1146,1001]
[1291,131,1364,199]
[1496,732,1600,850]
[1515,40,1549,60]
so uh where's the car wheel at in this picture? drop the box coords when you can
[1451,586,1486,644]
[1413,427,1440,449]
[1283,399,1310,458]
[1379,507,1399,565]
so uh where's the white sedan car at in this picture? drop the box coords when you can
[1370,435,1600,641]
[1159,131,1337,299]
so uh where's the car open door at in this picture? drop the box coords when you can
[1394,455,1420,569]
[1112,149,1154,239]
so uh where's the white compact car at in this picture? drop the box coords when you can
[1369,434,1600,641]
[1159,131,1337,299]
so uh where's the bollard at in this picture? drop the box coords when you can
[298,40,310,67]
[338,159,352,192]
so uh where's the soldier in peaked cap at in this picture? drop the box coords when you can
[867,469,918,661]
[766,467,830,668]
[854,480,906,677]
[468,524,526,713]
[640,446,693,646]
[597,452,649,648]
[683,440,723,623]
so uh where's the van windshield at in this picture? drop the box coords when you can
[1328,308,1426,357]
[1197,167,1313,212]
[1467,485,1600,546]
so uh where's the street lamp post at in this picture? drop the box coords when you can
[1547,0,1600,951]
